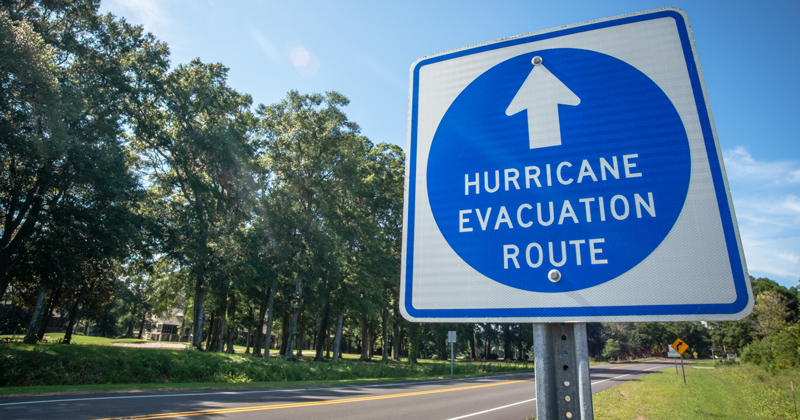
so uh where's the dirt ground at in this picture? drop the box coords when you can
[112,342,189,349]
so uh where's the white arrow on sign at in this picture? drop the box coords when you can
[505,56,581,149]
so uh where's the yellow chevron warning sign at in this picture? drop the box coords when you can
[671,338,689,355]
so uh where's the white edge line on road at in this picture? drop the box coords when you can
[591,364,666,386]
[444,397,537,420]
[443,363,668,420]
[0,372,535,407]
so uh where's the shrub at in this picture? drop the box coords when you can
[742,323,800,370]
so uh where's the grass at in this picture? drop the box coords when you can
[0,342,533,396]
[592,360,800,419]
[1,333,173,346]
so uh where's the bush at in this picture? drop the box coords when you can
[742,323,800,370]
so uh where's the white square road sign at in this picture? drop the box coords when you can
[400,8,752,323]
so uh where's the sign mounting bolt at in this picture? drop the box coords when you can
[532,56,543,66]
[549,269,561,283]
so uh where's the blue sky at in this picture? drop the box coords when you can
[100,0,800,288]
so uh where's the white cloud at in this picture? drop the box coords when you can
[726,147,800,287]
[783,195,800,215]
[742,234,800,282]
[723,146,800,185]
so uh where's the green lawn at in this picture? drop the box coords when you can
[0,334,389,357]
[592,360,800,419]
[0,341,533,396]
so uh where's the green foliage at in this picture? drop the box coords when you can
[0,343,531,388]
[602,338,621,361]
[752,290,790,338]
[593,361,800,419]
[742,323,800,370]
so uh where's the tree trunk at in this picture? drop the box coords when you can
[205,310,216,350]
[279,312,290,356]
[360,313,369,361]
[264,279,276,358]
[326,333,331,359]
[102,304,112,337]
[215,295,228,352]
[399,326,404,359]
[332,309,345,362]
[295,311,305,359]
[315,299,330,361]
[245,306,254,355]
[37,284,61,340]
[137,310,147,339]
[503,324,511,361]
[179,310,188,340]
[63,298,81,345]
[369,327,375,360]
[392,323,400,361]
[381,307,389,362]
[23,282,47,344]
[283,271,304,361]
[516,329,526,360]
[192,272,206,350]
[469,326,477,360]
[226,328,235,354]
[254,297,267,357]
[407,323,419,364]
[126,308,136,338]
[225,294,236,354]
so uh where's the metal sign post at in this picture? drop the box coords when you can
[667,347,680,374]
[671,338,689,383]
[448,331,456,376]
[534,323,593,419]
[679,354,686,384]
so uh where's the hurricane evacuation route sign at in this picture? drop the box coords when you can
[400,8,753,323]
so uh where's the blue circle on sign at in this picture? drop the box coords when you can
[426,48,691,292]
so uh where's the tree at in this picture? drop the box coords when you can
[132,59,255,350]
[602,338,621,361]
[752,290,789,338]
[751,276,798,322]
[636,322,671,356]
[0,8,62,302]
[258,91,362,360]
[1,1,169,343]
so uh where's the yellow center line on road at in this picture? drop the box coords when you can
[607,364,635,370]
[94,379,533,420]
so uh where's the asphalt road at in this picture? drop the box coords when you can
[0,360,677,420]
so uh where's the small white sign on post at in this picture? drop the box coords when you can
[447,331,457,343]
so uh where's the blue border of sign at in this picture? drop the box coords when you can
[403,9,749,319]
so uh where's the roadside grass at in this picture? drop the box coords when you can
[0,343,533,396]
[1,333,129,345]
[593,360,800,419]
